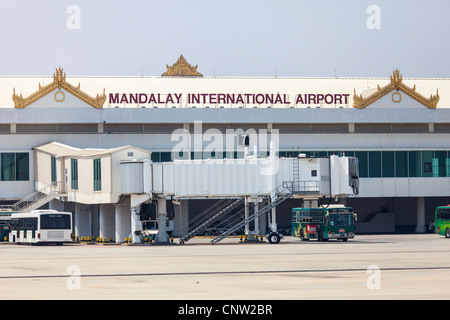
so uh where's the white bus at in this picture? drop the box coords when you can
[9,210,72,245]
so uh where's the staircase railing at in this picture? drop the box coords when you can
[210,184,293,244]
[7,182,64,212]
[179,197,244,244]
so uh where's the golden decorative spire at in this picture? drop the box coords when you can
[12,67,106,109]
[161,55,203,77]
[353,69,440,109]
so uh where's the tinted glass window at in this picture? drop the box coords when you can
[395,151,408,177]
[436,208,450,220]
[329,214,354,226]
[40,214,71,229]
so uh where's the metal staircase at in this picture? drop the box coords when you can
[3,182,66,213]
[179,197,244,244]
[210,184,294,244]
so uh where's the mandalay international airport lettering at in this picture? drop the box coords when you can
[109,92,350,106]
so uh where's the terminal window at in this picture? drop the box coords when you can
[71,159,78,190]
[0,152,29,181]
[93,158,101,191]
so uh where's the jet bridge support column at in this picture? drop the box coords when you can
[156,197,169,243]
[130,206,142,244]
[270,193,277,233]
[130,194,151,244]
[253,202,259,235]
[244,197,249,235]
[247,197,262,236]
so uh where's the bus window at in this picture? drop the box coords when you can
[329,214,343,226]
[310,210,324,223]
[40,214,71,230]
[329,214,354,227]
[24,218,37,230]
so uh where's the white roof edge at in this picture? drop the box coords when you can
[0,75,449,80]
[34,142,151,158]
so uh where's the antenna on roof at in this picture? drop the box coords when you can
[334,68,337,78]
[141,66,144,77]
[275,67,277,78]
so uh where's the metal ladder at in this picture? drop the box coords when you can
[179,197,244,244]
[292,156,300,192]
[210,184,293,244]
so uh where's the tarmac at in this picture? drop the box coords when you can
[0,234,449,300]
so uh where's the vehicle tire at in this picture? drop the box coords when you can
[445,228,450,238]
[268,233,281,244]
[342,238,348,242]
[300,229,306,241]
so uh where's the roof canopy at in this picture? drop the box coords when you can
[33,141,152,158]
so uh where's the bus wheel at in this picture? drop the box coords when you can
[300,230,308,241]
[268,233,281,244]
[445,228,450,238]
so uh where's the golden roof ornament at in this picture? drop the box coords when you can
[54,66,66,89]
[353,69,439,109]
[161,55,203,77]
[12,67,106,109]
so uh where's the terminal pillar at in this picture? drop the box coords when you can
[115,204,130,243]
[416,197,426,233]
[156,198,169,243]
[74,203,91,239]
[99,204,115,241]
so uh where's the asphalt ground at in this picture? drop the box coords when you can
[0,234,449,300]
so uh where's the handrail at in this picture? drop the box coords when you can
[211,184,294,244]
[10,182,63,212]
[282,181,320,193]
[180,198,236,235]
[179,198,243,243]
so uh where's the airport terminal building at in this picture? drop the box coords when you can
[0,55,449,239]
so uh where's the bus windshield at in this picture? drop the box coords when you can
[329,214,354,227]
[40,214,71,230]
[436,208,450,220]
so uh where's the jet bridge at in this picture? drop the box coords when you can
[25,141,358,244]
[120,153,359,244]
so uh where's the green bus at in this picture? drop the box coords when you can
[0,215,11,241]
[435,205,450,238]
[291,205,357,241]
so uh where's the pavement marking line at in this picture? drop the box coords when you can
[1,266,450,280]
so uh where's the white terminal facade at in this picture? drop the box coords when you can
[0,55,449,241]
